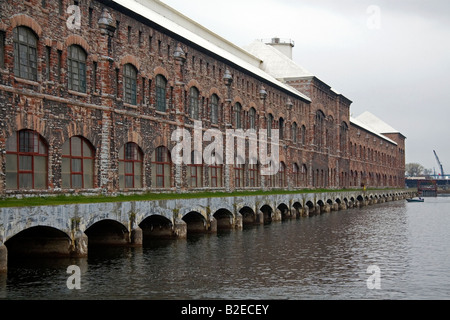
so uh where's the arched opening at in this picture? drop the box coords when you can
[293,202,303,218]
[182,211,207,235]
[213,209,234,231]
[85,220,129,247]
[5,226,71,258]
[317,200,325,214]
[277,203,290,220]
[260,205,273,224]
[239,206,257,226]
[139,215,174,242]
[305,201,315,215]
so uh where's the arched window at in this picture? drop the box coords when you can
[314,110,325,148]
[119,142,143,189]
[278,161,286,188]
[13,26,38,81]
[293,163,300,187]
[62,136,95,189]
[340,122,348,155]
[209,152,223,188]
[279,118,284,140]
[189,150,203,188]
[123,64,137,105]
[301,125,306,145]
[152,146,172,189]
[210,94,219,124]
[302,164,308,185]
[234,103,242,129]
[292,122,298,144]
[155,74,167,112]
[6,130,48,190]
[249,107,256,130]
[267,114,273,138]
[68,45,87,93]
[190,87,200,120]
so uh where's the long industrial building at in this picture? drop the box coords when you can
[0,0,406,198]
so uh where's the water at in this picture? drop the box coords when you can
[1,196,450,300]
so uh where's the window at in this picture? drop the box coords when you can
[189,151,203,188]
[210,94,219,124]
[292,122,298,144]
[62,136,95,189]
[68,45,87,93]
[278,162,286,188]
[119,142,143,189]
[152,146,172,189]
[249,161,259,188]
[88,7,93,27]
[314,110,325,148]
[127,26,132,44]
[58,0,64,15]
[340,122,348,155]
[267,114,273,139]
[249,108,256,130]
[6,130,48,190]
[0,31,5,69]
[209,152,223,188]
[45,46,51,81]
[302,164,308,185]
[123,64,137,105]
[189,87,200,120]
[234,157,244,188]
[93,61,97,92]
[234,103,242,129]
[57,50,62,82]
[279,118,284,140]
[155,75,167,112]
[293,163,300,187]
[13,27,38,81]
[301,125,306,145]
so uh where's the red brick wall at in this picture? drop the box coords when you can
[0,0,405,197]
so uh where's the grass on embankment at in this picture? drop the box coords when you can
[0,188,399,208]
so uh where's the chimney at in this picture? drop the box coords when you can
[266,37,295,60]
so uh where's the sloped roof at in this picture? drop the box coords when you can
[356,111,400,134]
[111,0,311,102]
[350,116,397,145]
[243,40,314,79]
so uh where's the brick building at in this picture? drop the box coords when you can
[0,0,405,198]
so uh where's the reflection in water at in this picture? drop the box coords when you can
[2,197,450,300]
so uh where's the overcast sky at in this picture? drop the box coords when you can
[161,0,450,174]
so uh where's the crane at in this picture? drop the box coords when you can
[434,150,445,179]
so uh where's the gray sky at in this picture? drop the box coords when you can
[161,0,450,174]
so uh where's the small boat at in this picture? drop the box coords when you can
[407,198,425,203]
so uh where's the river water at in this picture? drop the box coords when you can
[1,196,450,300]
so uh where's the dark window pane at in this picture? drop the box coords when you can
[13,27,38,81]
[124,64,137,105]
[68,46,87,93]
[156,75,167,112]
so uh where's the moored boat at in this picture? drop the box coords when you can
[407,198,425,203]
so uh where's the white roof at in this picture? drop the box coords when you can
[350,116,397,145]
[112,0,311,102]
[243,40,314,79]
[355,111,400,134]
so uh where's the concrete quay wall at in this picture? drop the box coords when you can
[0,189,415,273]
